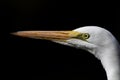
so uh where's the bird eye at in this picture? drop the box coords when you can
[73,33,90,41]
[82,33,90,39]
[75,33,90,41]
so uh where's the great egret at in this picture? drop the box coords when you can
[13,26,120,80]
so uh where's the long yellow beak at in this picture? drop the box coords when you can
[12,31,80,41]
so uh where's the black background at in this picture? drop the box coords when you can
[1,0,119,80]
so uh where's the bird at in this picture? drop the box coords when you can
[13,26,120,80]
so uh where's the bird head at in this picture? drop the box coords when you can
[12,26,120,80]
[12,26,117,58]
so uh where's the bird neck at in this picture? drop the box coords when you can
[98,46,120,80]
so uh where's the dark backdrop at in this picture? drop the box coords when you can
[1,0,118,80]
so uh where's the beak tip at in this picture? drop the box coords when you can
[11,32,21,36]
[11,32,17,35]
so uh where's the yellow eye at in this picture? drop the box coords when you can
[81,33,90,39]
[72,33,90,41]
[74,33,90,41]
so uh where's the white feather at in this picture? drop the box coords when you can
[55,26,120,80]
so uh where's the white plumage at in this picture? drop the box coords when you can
[13,26,120,80]
[56,26,120,80]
